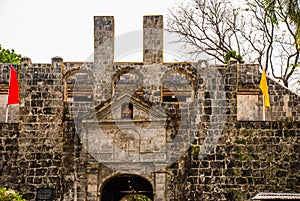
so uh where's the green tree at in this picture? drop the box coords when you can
[168,0,246,64]
[246,0,299,89]
[264,0,300,47]
[0,44,22,64]
[167,0,299,92]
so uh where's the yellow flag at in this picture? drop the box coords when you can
[260,68,270,107]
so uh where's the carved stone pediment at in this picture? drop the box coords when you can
[82,92,167,124]
[78,92,169,167]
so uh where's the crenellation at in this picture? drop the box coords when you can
[94,16,114,66]
[0,15,300,201]
[143,15,163,64]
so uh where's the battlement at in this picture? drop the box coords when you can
[0,15,299,201]
[1,15,300,123]
[94,15,164,66]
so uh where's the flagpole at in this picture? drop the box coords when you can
[6,66,11,123]
[262,97,265,121]
[5,105,9,123]
[260,67,270,121]
[6,66,20,122]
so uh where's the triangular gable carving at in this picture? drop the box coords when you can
[82,92,167,123]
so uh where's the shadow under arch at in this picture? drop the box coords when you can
[101,174,153,201]
[160,68,195,103]
[111,68,144,97]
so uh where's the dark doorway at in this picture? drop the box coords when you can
[121,102,133,119]
[101,174,153,201]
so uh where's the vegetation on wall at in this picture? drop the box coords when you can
[0,187,26,201]
[119,194,152,201]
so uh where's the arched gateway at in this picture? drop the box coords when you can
[101,174,153,201]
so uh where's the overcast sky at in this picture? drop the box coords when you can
[0,0,183,63]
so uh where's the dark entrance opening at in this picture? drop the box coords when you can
[121,102,133,119]
[101,174,153,201]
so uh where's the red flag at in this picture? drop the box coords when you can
[7,66,19,105]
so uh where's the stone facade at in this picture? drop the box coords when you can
[0,15,299,201]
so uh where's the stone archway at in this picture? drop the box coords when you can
[101,174,153,201]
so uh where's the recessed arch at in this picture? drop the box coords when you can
[161,69,194,103]
[100,174,153,201]
[64,67,95,102]
[162,68,195,80]
[112,68,144,97]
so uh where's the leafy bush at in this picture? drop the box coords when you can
[0,187,26,201]
[120,194,152,201]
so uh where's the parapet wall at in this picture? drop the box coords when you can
[0,15,299,201]
[169,121,300,200]
[237,63,300,121]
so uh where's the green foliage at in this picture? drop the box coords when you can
[285,0,300,46]
[62,107,70,121]
[0,187,26,201]
[0,44,22,64]
[235,137,246,145]
[120,194,152,201]
[263,0,300,47]
[227,189,245,200]
[224,50,244,64]
[263,0,278,24]
[191,145,200,157]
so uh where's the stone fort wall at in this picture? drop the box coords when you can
[0,15,299,201]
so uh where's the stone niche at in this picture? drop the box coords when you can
[237,91,263,121]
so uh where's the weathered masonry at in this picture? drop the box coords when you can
[0,15,300,201]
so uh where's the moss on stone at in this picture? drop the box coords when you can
[191,145,200,158]
[235,138,246,145]
[284,121,294,129]
[226,189,246,200]
[239,129,251,137]
[239,153,253,163]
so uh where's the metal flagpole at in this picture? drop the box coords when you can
[6,66,11,123]
[5,105,9,123]
[6,67,10,123]
[262,96,265,121]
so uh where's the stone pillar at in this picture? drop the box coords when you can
[18,57,64,200]
[19,57,32,107]
[52,56,63,69]
[143,15,163,64]
[94,16,114,66]
[86,164,99,201]
[93,16,115,104]
[154,172,167,201]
